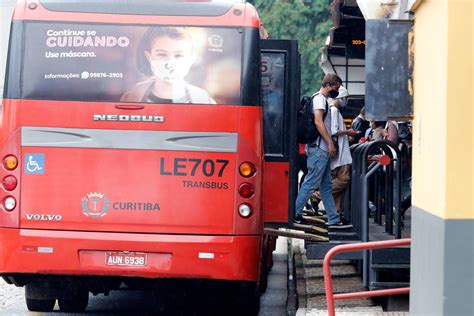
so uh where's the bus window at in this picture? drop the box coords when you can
[262,53,286,156]
[9,22,254,105]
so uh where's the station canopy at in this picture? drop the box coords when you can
[320,0,414,100]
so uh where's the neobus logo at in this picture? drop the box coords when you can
[93,114,164,123]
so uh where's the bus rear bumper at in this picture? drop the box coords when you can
[0,228,261,282]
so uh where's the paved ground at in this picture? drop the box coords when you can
[259,237,289,316]
[2,282,267,315]
[0,278,24,312]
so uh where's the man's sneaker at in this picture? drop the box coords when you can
[303,208,317,216]
[294,214,303,224]
[328,217,353,230]
[316,209,327,217]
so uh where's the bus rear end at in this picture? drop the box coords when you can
[0,0,263,312]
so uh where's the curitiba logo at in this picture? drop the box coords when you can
[81,192,110,218]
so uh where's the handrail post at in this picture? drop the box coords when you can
[323,239,411,316]
[323,251,336,316]
[361,163,381,286]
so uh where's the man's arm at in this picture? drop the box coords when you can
[330,106,339,136]
[314,109,337,158]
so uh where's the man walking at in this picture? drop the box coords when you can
[294,74,352,229]
[312,86,359,215]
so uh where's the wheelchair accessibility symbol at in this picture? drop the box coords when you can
[25,154,45,174]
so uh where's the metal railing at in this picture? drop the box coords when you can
[323,239,411,316]
[347,140,404,286]
[349,140,402,239]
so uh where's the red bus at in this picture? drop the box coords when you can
[0,0,299,313]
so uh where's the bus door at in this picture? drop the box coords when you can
[260,40,300,226]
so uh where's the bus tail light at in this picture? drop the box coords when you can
[238,204,252,218]
[239,162,256,178]
[3,196,16,211]
[3,155,18,171]
[238,183,254,198]
[2,176,17,191]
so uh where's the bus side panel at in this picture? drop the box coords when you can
[262,162,289,222]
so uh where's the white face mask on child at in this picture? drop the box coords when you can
[149,58,193,83]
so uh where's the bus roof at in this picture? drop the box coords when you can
[13,0,259,28]
[38,0,246,17]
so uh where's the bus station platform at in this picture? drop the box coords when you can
[258,233,409,315]
[265,209,411,314]
[262,139,412,315]
[292,237,409,315]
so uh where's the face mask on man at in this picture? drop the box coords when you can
[328,89,339,99]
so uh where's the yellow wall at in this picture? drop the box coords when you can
[413,0,474,219]
[472,0,474,214]
[412,0,448,218]
[446,0,473,219]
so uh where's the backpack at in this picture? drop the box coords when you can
[297,93,328,144]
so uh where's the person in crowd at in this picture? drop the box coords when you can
[382,121,399,144]
[368,120,402,223]
[294,74,352,229]
[311,87,359,215]
[350,106,370,144]
[363,124,372,141]
[369,121,386,141]
[398,121,413,220]
[397,121,412,143]
[366,120,400,145]
[121,27,216,104]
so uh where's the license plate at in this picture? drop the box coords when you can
[105,251,147,267]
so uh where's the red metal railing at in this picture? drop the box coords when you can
[323,239,411,316]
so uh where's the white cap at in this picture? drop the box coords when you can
[336,86,349,99]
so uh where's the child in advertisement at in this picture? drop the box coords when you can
[121,27,216,104]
